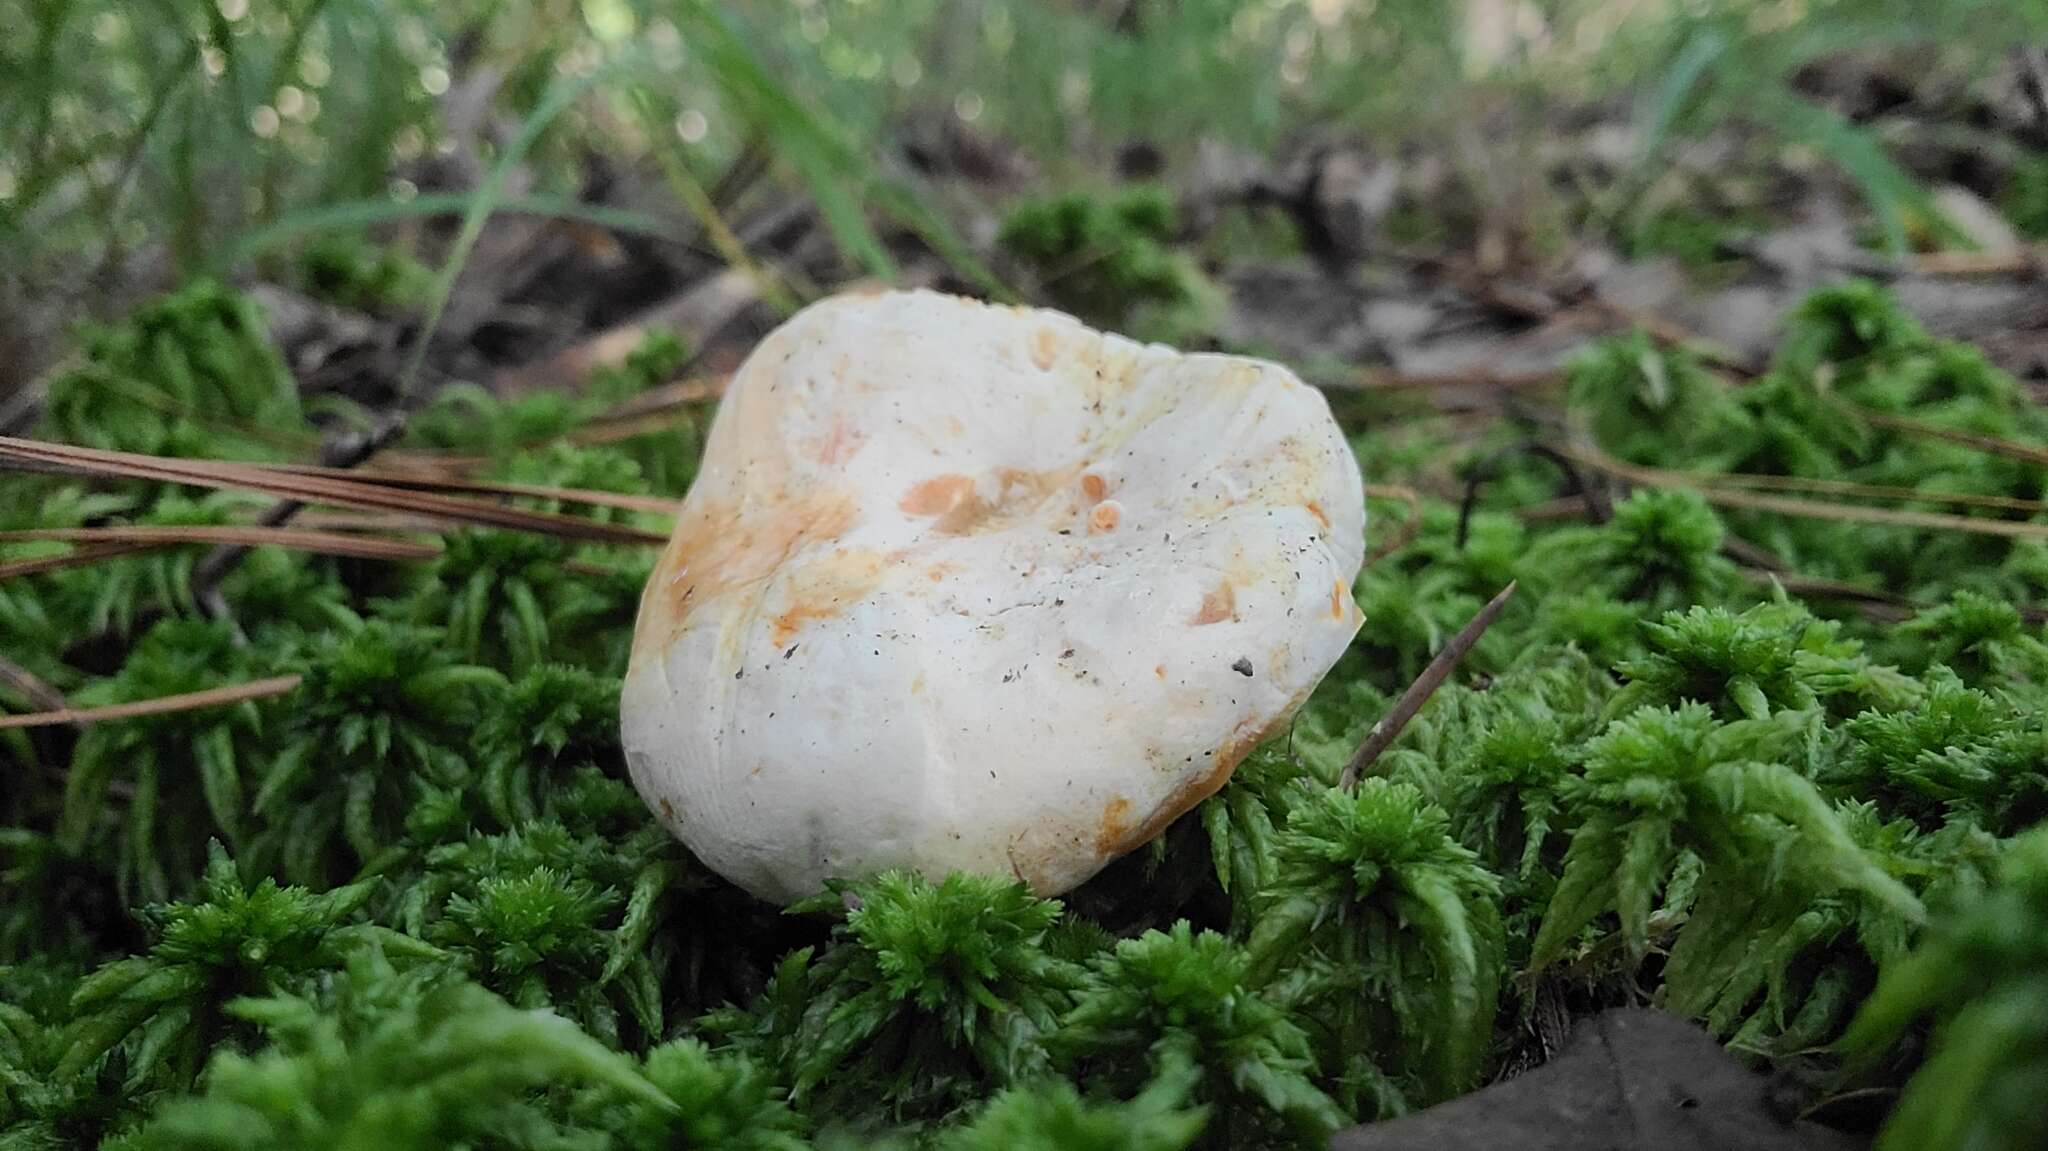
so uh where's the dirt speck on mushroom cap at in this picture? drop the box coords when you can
[622,289,1366,902]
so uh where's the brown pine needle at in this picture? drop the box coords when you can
[1561,445,2048,542]
[0,437,666,546]
[1853,408,2048,469]
[292,512,476,534]
[0,674,303,730]
[252,463,682,515]
[586,374,730,422]
[1340,580,1518,791]
[1913,247,2048,277]
[0,543,152,580]
[0,654,69,714]
[1693,471,2048,515]
[0,525,442,561]
[1348,368,1562,393]
[569,411,702,447]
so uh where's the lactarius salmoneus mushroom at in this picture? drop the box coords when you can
[621,289,1365,901]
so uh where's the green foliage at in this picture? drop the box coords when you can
[252,620,505,885]
[59,620,271,903]
[36,493,246,640]
[1567,331,1749,467]
[41,282,303,460]
[396,528,639,676]
[57,844,432,1092]
[475,665,626,829]
[405,818,680,1048]
[298,236,434,314]
[118,949,663,1151]
[998,185,1217,342]
[1606,600,1911,721]
[404,334,700,500]
[1887,590,2048,683]
[1777,280,1931,376]
[717,871,1082,1124]
[939,1053,1206,1151]
[1844,826,2048,1151]
[404,384,593,456]
[572,1038,809,1151]
[1058,922,1346,1145]
[1519,489,1741,612]
[1621,206,1763,278]
[10,274,2048,1145]
[1200,744,1302,932]
[1531,704,1920,978]
[2005,154,2048,241]
[1250,781,1503,1109]
[1833,671,2048,836]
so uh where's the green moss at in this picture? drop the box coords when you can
[998,185,1219,344]
[9,278,2048,1150]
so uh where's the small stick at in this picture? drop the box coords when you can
[1339,580,1518,791]
[0,674,303,730]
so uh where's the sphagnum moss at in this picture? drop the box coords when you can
[4,281,2048,1150]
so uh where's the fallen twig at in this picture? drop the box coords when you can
[1339,580,1518,790]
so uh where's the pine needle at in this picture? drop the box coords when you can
[252,464,682,515]
[0,437,667,546]
[1693,471,2048,516]
[0,526,442,561]
[1852,407,2048,469]
[1562,444,2048,542]
[0,653,69,713]
[0,674,302,729]
[0,542,153,580]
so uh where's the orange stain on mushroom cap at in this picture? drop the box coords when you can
[1093,721,1268,863]
[1191,581,1237,625]
[638,490,858,659]
[1030,326,1060,370]
[808,420,866,466]
[899,474,976,516]
[1094,796,1135,854]
[1088,501,1122,534]
[768,548,887,648]
[901,467,1083,535]
[1080,472,1107,502]
[1330,579,1349,620]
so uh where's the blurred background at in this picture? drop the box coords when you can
[3,0,2047,407]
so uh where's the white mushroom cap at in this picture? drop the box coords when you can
[621,289,1364,902]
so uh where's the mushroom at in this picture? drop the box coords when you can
[621,289,1365,902]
